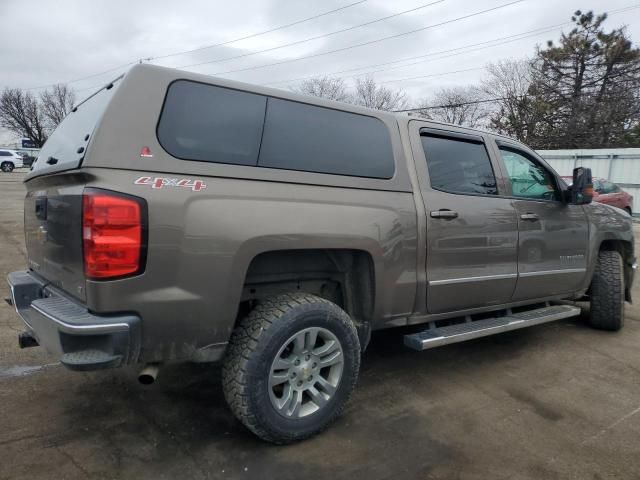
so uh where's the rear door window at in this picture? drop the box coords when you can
[157,80,267,166]
[258,98,394,179]
[420,134,497,195]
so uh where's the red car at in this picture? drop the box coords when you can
[562,176,633,215]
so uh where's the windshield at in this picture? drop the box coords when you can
[28,77,122,178]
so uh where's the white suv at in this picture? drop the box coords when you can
[0,149,24,172]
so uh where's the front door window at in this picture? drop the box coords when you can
[499,148,560,201]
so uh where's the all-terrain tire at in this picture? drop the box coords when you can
[222,292,360,444]
[589,250,625,331]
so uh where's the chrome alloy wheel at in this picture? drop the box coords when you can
[269,327,344,419]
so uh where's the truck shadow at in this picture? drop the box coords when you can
[38,314,600,479]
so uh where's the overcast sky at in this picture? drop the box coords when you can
[1,0,639,144]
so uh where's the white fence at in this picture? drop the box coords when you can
[538,148,640,214]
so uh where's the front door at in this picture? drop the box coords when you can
[413,127,519,314]
[494,144,589,300]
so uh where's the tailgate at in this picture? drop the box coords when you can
[24,180,86,301]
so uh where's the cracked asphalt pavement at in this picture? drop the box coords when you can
[1,172,639,479]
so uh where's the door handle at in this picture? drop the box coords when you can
[520,213,539,221]
[430,209,458,219]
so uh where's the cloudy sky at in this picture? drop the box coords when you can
[1,0,639,144]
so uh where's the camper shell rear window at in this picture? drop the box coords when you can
[156,80,395,179]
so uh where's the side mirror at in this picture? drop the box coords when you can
[571,167,593,205]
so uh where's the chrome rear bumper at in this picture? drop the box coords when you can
[7,271,140,370]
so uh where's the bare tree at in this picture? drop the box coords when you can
[294,76,351,102]
[0,84,76,147]
[480,59,545,144]
[416,86,488,128]
[40,84,75,127]
[353,76,408,111]
[0,89,48,147]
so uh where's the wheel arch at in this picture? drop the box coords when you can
[239,248,376,349]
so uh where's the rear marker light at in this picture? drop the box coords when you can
[83,191,144,279]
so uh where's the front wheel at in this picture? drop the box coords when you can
[1,162,14,173]
[589,250,625,331]
[222,293,361,444]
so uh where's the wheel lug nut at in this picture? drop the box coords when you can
[312,363,317,368]
[297,381,303,387]
[290,372,296,378]
[305,355,310,361]
[294,359,300,366]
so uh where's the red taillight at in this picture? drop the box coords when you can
[82,190,144,279]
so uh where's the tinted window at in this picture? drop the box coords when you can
[599,180,619,194]
[258,98,394,179]
[499,148,559,201]
[421,135,497,195]
[0,151,11,156]
[157,80,267,166]
[593,179,603,192]
[32,81,120,177]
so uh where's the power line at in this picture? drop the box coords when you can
[22,0,368,91]
[266,25,566,87]
[263,24,562,86]
[175,0,446,69]
[151,0,368,61]
[380,66,488,84]
[399,97,506,112]
[264,3,640,88]
[23,1,639,96]
[201,0,526,77]
[396,79,640,112]
[25,61,137,91]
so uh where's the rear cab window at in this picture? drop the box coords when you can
[156,80,395,179]
[29,78,122,178]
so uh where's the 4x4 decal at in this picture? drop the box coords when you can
[134,176,207,192]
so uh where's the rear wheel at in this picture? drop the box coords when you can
[589,250,625,331]
[1,161,14,173]
[222,292,360,444]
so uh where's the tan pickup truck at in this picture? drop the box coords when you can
[7,64,635,443]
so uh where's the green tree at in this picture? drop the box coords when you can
[531,10,640,148]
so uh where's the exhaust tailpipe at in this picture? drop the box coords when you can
[138,364,160,385]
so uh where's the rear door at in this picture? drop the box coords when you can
[493,142,588,300]
[410,124,519,314]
